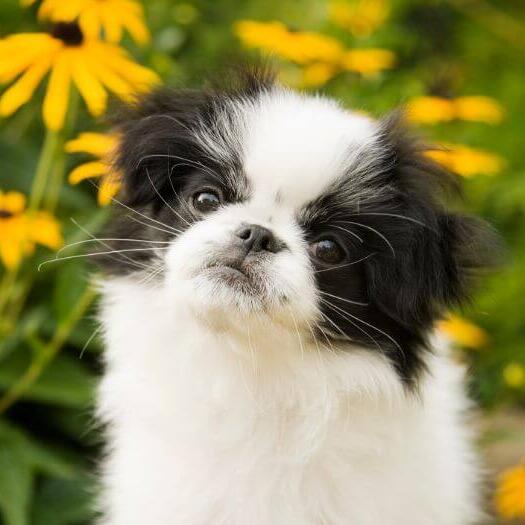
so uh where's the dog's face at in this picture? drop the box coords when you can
[100,69,493,387]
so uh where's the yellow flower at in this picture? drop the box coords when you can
[0,191,63,269]
[407,96,504,124]
[426,143,505,177]
[329,0,389,38]
[0,22,159,131]
[341,48,395,75]
[495,464,525,520]
[234,20,395,85]
[503,362,525,388]
[38,0,150,45]
[437,314,488,349]
[234,21,345,64]
[66,132,121,206]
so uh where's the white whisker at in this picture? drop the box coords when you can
[126,214,181,237]
[69,218,149,271]
[318,290,369,307]
[57,237,171,256]
[356,212,430,230]
[314,253,376,273]
[38,247,171,271]
[321,296,402,353]
[334,221,396,258]
[145,167,191,227]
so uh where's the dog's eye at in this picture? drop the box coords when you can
[309,239,346,265]
[192,190,221,213]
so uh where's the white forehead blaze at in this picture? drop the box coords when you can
[239,90,379,210]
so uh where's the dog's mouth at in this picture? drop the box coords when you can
[201,257,265,294]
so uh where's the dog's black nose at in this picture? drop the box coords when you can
[235,224,283,254]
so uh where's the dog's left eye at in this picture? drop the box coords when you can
[192,190,222,214]
[309,238,346,265]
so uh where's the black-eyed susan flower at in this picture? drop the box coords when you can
[407,96,504,124]
[437,314,488,349]
[0,22,159,131]
[426,143,505,177]
[329,0,389,38]
[234,20,395,87]
[235,21,345,65]
[495,463,525,519]
[38,0,150,45]
[0,191,62,269]
[66,132,121,206]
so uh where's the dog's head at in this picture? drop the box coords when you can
[99,67,495,387]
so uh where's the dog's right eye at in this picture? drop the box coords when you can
[192,189,222,214]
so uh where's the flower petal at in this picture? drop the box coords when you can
[98,174,121,206]
[121,9,151,45]
[0,192,26,214]
[437,314,488,349]
[341,48,395,75]
[407,96,455,124]
[79,8,102,40]
[454,96,504,124]
[0,218,29,269]
[0,57,52,117]
[68,161,109,184]
[71,53,108,117]
[86,46,135,100]
[66,132,117,157]
[29,211,63,250]
[43,52,71,131]
[101,51,160,92]
[101,4,123,43]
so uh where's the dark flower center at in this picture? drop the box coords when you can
[0,210,14,219]
[51,22,84,46]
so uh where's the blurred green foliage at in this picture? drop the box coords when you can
[0,0,524,523]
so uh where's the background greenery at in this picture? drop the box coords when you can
[0,0,524,523]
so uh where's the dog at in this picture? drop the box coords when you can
[95,67,495,524]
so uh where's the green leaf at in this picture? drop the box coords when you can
[31,476,95,525]
[0,446,32,525]
[0,420,73,479]
[53,263,90,323]
[0,420,80,525]
[0,351,94,409]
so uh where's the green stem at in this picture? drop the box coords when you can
[0,285,97,414]
[45,89,80,212]
[0,269,18,332]
[29,129,59,211]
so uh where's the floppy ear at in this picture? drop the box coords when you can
[111,88,209,207]
[367,113,500,329]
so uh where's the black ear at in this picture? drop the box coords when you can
[111,88,210,207]
[367,113,500,329]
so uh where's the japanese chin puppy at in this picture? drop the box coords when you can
[95,67,496,525]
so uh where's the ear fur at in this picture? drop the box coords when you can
[368,113,500,328]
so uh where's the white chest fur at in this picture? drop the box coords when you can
[97,279,481,525]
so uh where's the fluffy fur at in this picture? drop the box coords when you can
[95,68,494,524]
